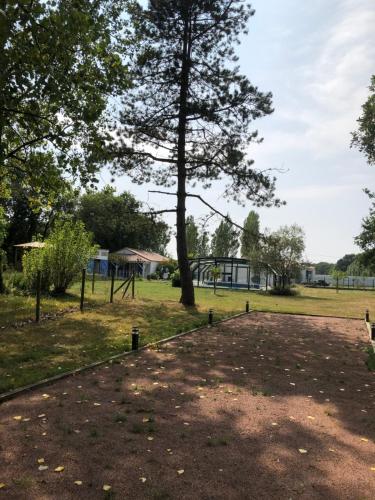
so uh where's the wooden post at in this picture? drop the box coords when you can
[35,270,41,322]
[247,264,250,291]
[110,268,115,303]
[92,266,95,294]
[131,273,135,299]
[80,268,86,312]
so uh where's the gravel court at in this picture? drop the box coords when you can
[0,312,374,499]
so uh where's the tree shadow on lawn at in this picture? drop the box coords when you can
[1,312,374,498]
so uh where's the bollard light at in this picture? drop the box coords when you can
[246,300,249,313]
[365,309,370,322]
[132,326,139,351]
[371,323,375,341]
[208,309,213,325]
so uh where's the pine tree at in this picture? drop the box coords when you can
[112,1,282,305]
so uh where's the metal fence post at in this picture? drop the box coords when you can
[92,267,95,294]
[35,270,41,322]
[131,274,135,299]
[80,268,86,312]
[110,268,115,303]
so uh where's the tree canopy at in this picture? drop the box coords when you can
[0,0,129,199]
[211,219,239,257]
[78,187,170,254]
[260,224,305,289]
[241,210,260,260]
[111,0,280,305]
[335,253,356,272]
[352,75,375,166]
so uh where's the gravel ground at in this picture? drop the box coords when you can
[1,312,374,499]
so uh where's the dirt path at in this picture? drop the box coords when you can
[1,312,374,499]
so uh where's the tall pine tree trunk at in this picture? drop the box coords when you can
[176,7,195,306]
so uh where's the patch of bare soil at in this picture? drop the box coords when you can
[1,312,374,499]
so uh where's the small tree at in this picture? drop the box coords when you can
[331,268,346,293]
[23,220,97,294]
[210,266,221,295]
[0,206,7,293]
[260,225,305,290]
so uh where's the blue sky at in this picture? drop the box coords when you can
[101,0,375,263]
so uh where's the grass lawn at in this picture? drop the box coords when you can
[0,280,374,394]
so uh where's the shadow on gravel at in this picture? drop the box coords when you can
[1,312,374,499]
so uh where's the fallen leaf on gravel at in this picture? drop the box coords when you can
[38,414,46,418]
[37,458,45,464]
[329,448,335,453]
[42,394,50,399]
[54,466,64,472]
[371,467,375,471]
[271,423,278,426]
[361,438,369,442]
[13,416,22,421]
[93,403,101,406]
[38,465,48,471]
[22,418,30,422]
[307,416,315,420]
[140,477,147,483]
[0,483,5,489]
[147,436,154,441]
[142,418,150,423]
[74,481,83,485]
[298,449,308,454]
[103,485,111,491]
[177,469,184,475]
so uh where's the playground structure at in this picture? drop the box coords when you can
[189,257,274,290]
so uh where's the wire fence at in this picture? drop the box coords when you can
[0,269,136,329]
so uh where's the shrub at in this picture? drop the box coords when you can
[171,270,181,287]
[268,286,299,296]
[23,220,97,294]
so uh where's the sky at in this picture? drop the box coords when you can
[100,0,375,263]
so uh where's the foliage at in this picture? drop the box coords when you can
[211,219,240,257]
[197,228,210,257]
[351,75,375,166]
[260,225,305,289]
[0,0,129,198]
[0,205,7,292]
[23,220,97,294]
[331,268,347,293]
[171,270,181,288]
[186,216,199,257]
[346,255,372,277]
[111,0,281,306]
[314,261,334,275]
[78,186,170,253]
[156,260,177,278]
[241,211,260,260]
[365,347,375,371]
[2,177,79,259]
[210,266,221,294]
[335,254,356,272]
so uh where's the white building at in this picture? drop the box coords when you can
[111,247,169,278]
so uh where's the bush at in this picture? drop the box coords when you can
[4,272,30,295]
[150,272,159,280]
[171,270,181,287]
[23,220,97,294]
[268,286,299,296]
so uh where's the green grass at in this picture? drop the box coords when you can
[0,280,374,394]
